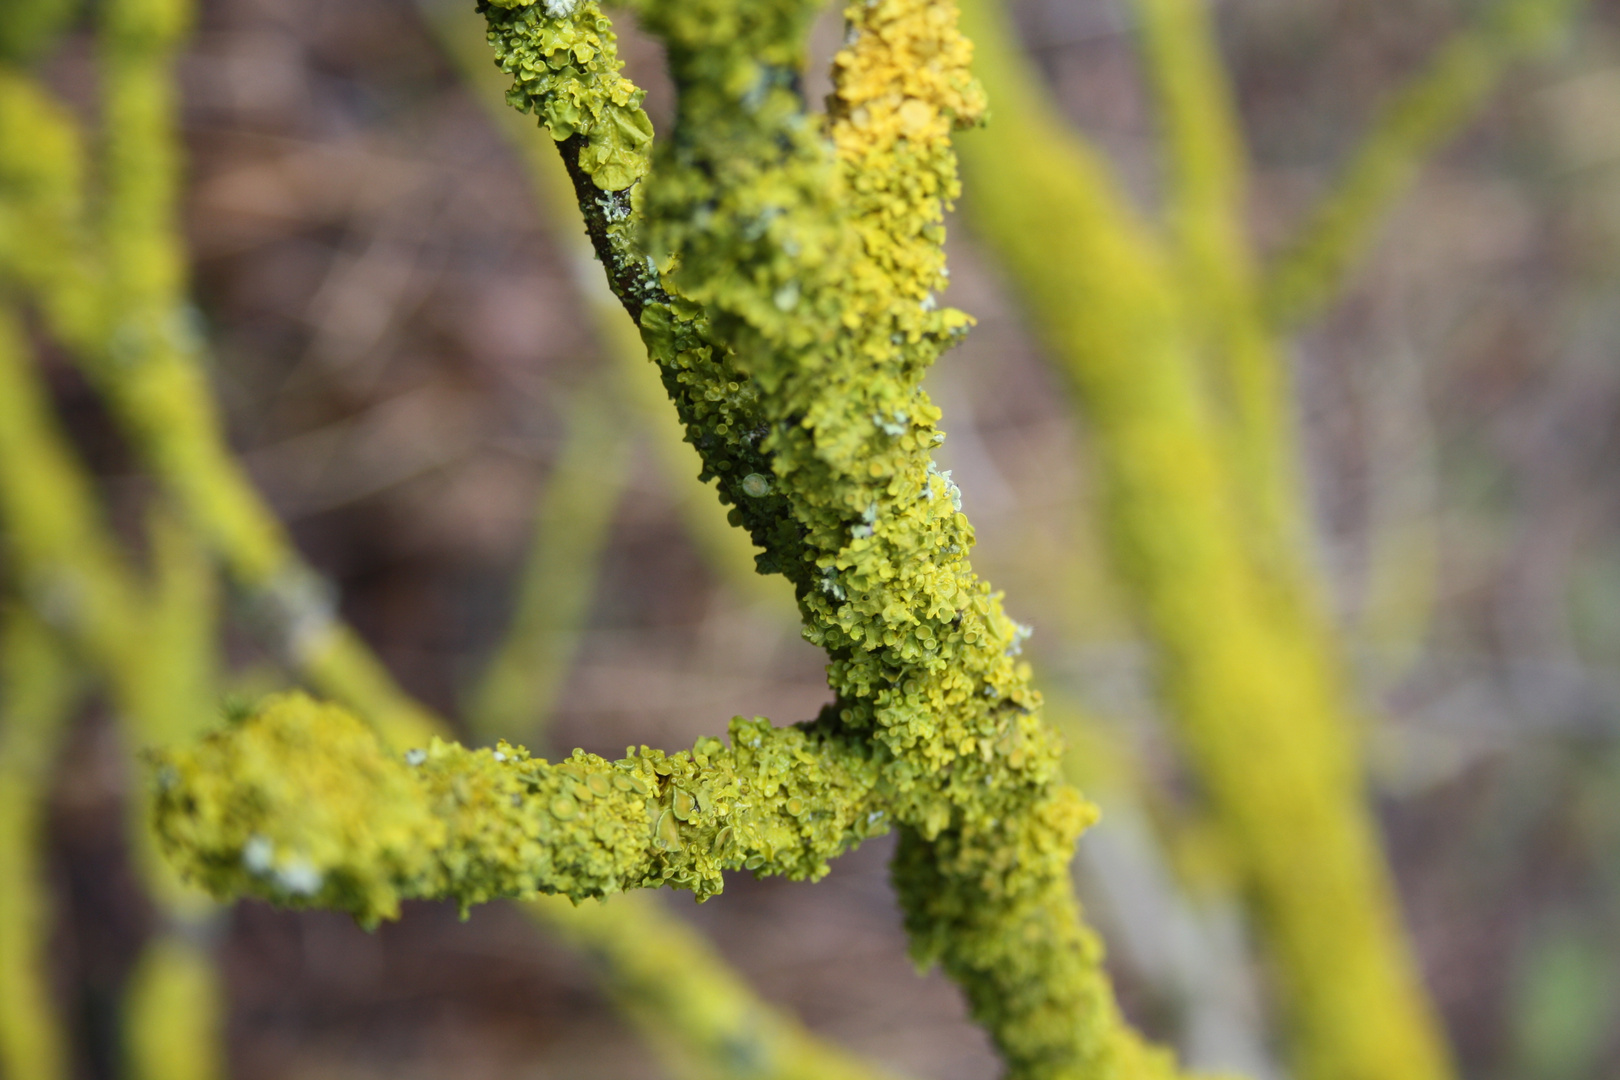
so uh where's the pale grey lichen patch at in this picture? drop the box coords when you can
[873,410,909,437]
[242,834,273,875]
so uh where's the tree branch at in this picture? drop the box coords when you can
[472,1,1181,1075]
[152,692,888,925]
[1128,0,1306,571]
[1263,0,1582,329]
[0,607,79,1080]
[4,29,904,1080]
[953,0,1457,1077]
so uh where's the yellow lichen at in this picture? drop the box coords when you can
[151,692,887,925]
[484,0,653,192]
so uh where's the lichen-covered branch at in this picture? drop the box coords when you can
[414,24,898,1073]
[419,0,794,619]
[5,12,911,1080]
[1262,0,1582,328]
[152,692,888,925]
[468,0,1183,1075]
[144,0,1188,1073]
[417,23,906,1079]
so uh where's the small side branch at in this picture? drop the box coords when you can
[1263,0,1582,328]
[151,693,889,926]
[463,380,631,744]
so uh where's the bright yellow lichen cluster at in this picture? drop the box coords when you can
[828,0,984,305]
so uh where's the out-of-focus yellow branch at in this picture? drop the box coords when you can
[95,0,284,588]
[953,0,1456,1077]
[0,301,226,1080]
[1263,0,1582,329]
[538,892,908,1080]
[1129,0,1248,281]
[463,379,629,743]
[0,308,143,665]
[1128,0,1303,571]
[0,606,79,1080]
[523,895,900,1080]
[121,511,225,1080]
[0,0,80,64]
[0,54,439,748]
[123,936,223,1080]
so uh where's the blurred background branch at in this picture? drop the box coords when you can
[1263,0,1584,329]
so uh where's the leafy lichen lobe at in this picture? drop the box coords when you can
[482,0,654,192]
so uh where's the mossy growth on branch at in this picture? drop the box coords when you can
[150,0,1184,1075]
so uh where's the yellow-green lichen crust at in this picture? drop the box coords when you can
[150,693,886,926]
